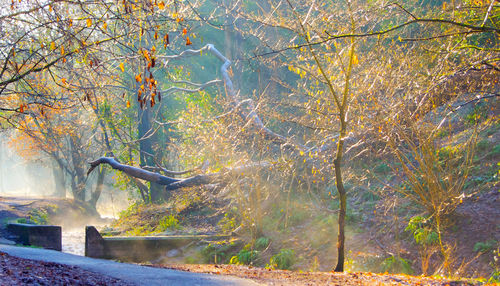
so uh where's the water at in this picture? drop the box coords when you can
[62,230,85,256]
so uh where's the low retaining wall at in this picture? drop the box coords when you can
[6,223,62,251]
[85,226,231,262]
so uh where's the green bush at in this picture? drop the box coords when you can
[255,237,270,250]
[381,255,413,274]
[157,215,180,231]
[405,216,438,245]
[267,249,295,270]
[28,209,49,225]
[16,218,27,224]
[230,245,259,265]
[202,240,241,264]
[473,239,497,253]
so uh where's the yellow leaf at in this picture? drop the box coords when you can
[158,1,165,9]
[126,100,131,108]
[50,42,55,50]
[119,62,125,72]
[352,54,359,65]
[442,2,447,10]
[103,21,107,30]
[86,18,92,28]
[60,45,65,55]
[61,78,67,85]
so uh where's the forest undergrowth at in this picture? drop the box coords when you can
[109,94,499,283]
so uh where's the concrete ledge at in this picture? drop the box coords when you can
[85,226,231,262]
[6,223,62,251]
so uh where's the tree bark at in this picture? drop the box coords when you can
[88,157,271,192]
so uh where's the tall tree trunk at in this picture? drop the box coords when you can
[137,91,164,203]
[334,116,347,272]
[51,159,66,197]
[88,166,105,209]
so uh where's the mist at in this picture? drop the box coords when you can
[0,132,55,197]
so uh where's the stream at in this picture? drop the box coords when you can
[62,230,85,256]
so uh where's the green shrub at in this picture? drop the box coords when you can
[381,255,413,274]
[473,239,497,253]
[16,218,27,224]
[230,245,259,265]
[267,249,295,270]
[405,216,438,245]
[255,237,270,250]
[157,215,180,231]
[202,240,241,264]
[28,209,49,225]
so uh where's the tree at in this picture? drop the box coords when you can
[87,0,498,272]
[2,0,498,273]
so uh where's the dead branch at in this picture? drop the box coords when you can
[88,156,273,191]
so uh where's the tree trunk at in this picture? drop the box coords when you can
[137,79,165,203]
[51,159,66,198]
[88,166,105,209]
[334,115,347,272]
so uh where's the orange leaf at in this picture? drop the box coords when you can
[142,50,150,61]
[86,18,92,27]
[61,78,67,85]
[135,74,142,83]
[126,100,131,108]
[158,1,165,9]
[151,46,156,53]
[186,37,192,45]
[154,31,158,40]
[50,42,56,50]
[183,28,187,35]
[60,45,65,55]
[103,21,107,30]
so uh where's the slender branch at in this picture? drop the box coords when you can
[451,93,499,112]
[160,79,222,95]
[252,17,499,58]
